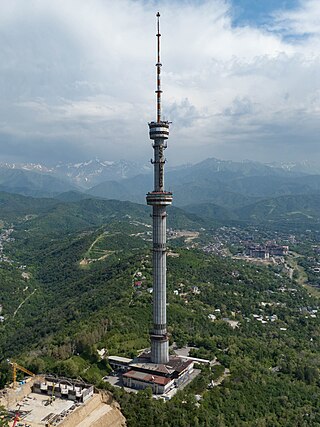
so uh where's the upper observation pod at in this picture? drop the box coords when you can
[149,121,170,140]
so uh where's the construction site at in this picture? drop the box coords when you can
[0,362,125,427]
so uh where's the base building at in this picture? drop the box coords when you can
[122,353,194,395]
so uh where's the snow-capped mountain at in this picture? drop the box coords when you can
[0,162,54,173]
[268,161,320,175]
[53,159,152,188]
[0,159,152,189]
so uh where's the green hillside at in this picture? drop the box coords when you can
[0,192,319,425]
[183,202,236,222]
[184,194,320,231]
[236,194,320,222]
[0,192,59,221]
[0,192,204,234]
[0,224,319,425]
[54,190,96,202]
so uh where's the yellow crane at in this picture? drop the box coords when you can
[7,360,35,389]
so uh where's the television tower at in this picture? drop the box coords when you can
[146,12,172,365]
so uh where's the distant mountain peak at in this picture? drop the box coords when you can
[268,160,320,175]
[0,162,54,173]
[0,159,152,189]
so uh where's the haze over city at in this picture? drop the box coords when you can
[0,0,319,165]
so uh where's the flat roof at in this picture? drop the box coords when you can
[177,355,210,364]
[165,357,194,373]
[123,370,173,386]
[129,356,193,376]
[108,356,133,364]
[129,362,172,375]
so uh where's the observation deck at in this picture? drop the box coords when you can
[146,191,173,206]
[149,121,170,140]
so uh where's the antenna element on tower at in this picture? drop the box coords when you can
[156,12,162,123]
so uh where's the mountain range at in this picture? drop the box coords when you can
[0,157,320,228]
[0,159,152,189]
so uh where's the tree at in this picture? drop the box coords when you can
[0,406,9,427]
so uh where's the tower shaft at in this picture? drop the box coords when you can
[146,13,172,365]
[147,129,172,365]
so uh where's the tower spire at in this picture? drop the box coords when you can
[156,12,162,123]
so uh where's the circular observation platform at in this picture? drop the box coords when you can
[146,191,173,206]
[149,121,170,140]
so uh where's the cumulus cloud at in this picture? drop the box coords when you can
[272,0,320,37]
[0,0,319,164]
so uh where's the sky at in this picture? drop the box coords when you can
[0,0,320,165]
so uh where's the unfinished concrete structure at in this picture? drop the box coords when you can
[32,377,94,403]
[0,375,125,427]
[146,12,172,365]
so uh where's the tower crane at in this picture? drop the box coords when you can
[7,360,35,389]
[11,412,19,427]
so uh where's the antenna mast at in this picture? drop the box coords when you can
[156,12,162,123]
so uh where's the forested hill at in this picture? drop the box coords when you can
[184,194,320,231]
[0,223,319,425]
[0,191,59,221]
[0,191,319,425]
[0,191,204,232]
[0,168,77,197]
[0,191,203,364]
[0,192,203,362]
[1,190,319,235]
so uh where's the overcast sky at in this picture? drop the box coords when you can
[0,0,319,165]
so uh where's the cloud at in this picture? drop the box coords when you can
[223,97,255,117]
[272,0,320,37]
[0,0,319,164]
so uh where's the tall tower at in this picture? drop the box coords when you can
[146,12,172,365]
